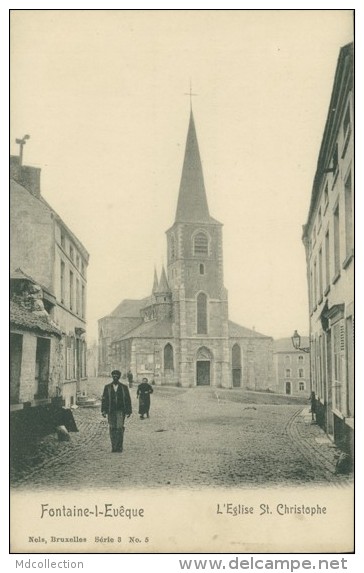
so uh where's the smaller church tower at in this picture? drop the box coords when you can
[153,266,172,321]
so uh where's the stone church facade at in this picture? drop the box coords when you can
[99,110,274,389]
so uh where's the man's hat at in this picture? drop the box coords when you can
[111,370,121,378]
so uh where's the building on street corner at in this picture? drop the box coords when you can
[302,42,354,457]
[274,337,310,396]
[10,151,90,412]
[99,108,274,389]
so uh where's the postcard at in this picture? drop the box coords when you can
[10,9,354,554]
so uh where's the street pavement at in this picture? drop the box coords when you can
[10,379,353,490]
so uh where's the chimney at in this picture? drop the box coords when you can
[19,165,41,197]
[10,156,41,198]
[10,156,21,181]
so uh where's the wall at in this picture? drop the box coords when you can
[167,222,224,299]
[98,316,143,375]
[115,334,274,390]
[231,337,275,391]
[10,181,54,290]
[18,333,37,403]
[53,223,87,321]
[11,330,63,406]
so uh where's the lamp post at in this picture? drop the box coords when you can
[291,330,310,353]
[291,330,315,422]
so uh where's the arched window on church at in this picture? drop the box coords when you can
[164,343,174,370]
[171,234,176,259]
[194,232,208,256]
[197,292,208,334]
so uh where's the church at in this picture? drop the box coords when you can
[98,109,274,389]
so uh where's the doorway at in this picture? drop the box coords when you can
[35,337,50,399]
[197,361,210,386]
[285,381,291,395]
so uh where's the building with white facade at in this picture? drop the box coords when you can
[302,42,353,456]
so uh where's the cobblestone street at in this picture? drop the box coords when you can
[11,378,353,491]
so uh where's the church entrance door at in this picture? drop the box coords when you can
[196,361,210,386]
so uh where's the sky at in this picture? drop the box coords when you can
[10,10,354,343]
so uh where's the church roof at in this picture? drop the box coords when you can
[175,110,212,223]
[118,317,173,341]
[228,320,271,339]
[274,337,309,353]
[110,298,149,318]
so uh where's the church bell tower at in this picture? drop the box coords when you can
[166,108,230,387]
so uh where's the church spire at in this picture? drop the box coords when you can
[152,267,159,294]
[175,109,210,223]
[156,266,170,293]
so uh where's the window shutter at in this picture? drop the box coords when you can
[340,322,345,351]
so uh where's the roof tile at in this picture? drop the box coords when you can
[10,300,62,336]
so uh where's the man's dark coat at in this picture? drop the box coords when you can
[101,382,132,416]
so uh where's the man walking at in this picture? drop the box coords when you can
[101,370,132,453]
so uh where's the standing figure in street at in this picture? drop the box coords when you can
[309,390,316,422]
[101,370,132,452]
[127,369,134,388]
[137,377,154,419]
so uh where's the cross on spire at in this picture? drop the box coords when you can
[184,81,198,109]
[15,134,30,166]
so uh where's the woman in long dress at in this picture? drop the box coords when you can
[137,378,154,419]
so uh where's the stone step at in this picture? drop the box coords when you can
[76,396,100,408]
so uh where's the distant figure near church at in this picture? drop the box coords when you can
[137,378,153,419]
[101,370,132,452]
[127,369,134,388]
